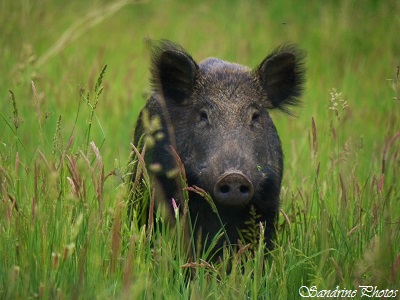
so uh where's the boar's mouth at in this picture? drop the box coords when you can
[213,171,254,206]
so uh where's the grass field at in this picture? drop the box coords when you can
[1,0,400,299]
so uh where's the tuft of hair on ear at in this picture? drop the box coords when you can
[255,43,306,115]
[149,39,198,104]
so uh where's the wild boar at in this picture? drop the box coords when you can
[128,40,305,257]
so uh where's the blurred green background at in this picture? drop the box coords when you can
[1,1,399,298]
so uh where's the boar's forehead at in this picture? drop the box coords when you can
[196,58,261,111]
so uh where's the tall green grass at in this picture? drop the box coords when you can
[1,0,399,298]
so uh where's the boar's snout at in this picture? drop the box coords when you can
[214,172,254,206]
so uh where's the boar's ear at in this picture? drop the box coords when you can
[151,40,199,104]
[255,44,306,113]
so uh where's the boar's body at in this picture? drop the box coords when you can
[131,40,305,254]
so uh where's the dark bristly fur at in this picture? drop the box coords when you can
[129,40,306,259]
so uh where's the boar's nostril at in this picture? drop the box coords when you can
[239,185,250,195]
[214,172,254,206]
[220,185,230,195]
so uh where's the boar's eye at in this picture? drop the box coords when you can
[251,112,261,125]
[198,109,209,124]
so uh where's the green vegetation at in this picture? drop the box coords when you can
[1,0,399,298]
